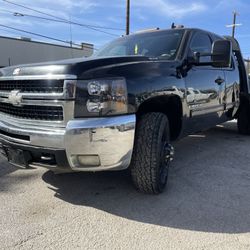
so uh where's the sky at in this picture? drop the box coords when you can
[0,0,250,58]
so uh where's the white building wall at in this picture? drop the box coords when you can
[0,36,93,67]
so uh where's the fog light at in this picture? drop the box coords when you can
[71,155,101,167]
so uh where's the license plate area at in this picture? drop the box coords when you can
[4,147,32,168]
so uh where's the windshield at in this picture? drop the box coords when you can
[96,30,185,60]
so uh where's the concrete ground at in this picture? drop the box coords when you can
[1,120,250,250]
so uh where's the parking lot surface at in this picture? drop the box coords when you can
[1,120,250,250]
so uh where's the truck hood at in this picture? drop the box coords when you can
[0,56,150,78]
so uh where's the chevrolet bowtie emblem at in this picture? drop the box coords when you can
[8,90,23,106]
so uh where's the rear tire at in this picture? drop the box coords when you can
[130,112,173,194]
[237,105,250,135]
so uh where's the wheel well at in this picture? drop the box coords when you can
[136,95,183,140]
[235,93,250,118]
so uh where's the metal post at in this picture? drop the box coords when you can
[226,11,241,37]
[232,11,237,38]
[126,0,130,35]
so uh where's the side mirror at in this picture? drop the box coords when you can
[211,40,232,68]
[188,39,232,68]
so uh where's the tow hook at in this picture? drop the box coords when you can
[165,144,174,162]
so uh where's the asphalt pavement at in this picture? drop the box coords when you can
[1,120,250,249]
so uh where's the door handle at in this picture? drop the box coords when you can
[215,77,225,85]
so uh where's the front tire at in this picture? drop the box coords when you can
[130,112,173,194]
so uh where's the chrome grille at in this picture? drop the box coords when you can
[0,79,64,93]
[0,75,77,126]
[0,102,63,121]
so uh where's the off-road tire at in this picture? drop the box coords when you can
[238,105,250,135]
[131,112,171,194]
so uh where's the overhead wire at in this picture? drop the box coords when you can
[0,27,24,37]
[2,0,122,37]
[15,12,124,31]
[0,8,124,31]
[0,24,97,50]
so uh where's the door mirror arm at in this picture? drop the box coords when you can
[187,52,213,67]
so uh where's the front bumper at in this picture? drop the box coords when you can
[0,114,136,172]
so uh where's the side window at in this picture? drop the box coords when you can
[190,33,212,62]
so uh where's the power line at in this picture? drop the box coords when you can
[13,12,125,31]
[0,9,108,47]
[0,27,24,37]
[2,0,121,37]
[0,24,96,49]
[1,8,125,34]
[1,9,125,31]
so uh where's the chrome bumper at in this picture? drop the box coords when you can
[0,114,136,171]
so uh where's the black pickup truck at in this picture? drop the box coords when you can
[0,27,249,194]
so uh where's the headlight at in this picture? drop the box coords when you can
[75,77,128,117]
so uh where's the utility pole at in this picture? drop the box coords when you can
[126,0,130,35]
[226,11,241,38]
[232,11,237,38]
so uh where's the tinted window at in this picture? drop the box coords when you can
[190,33,212,62]
[190,33,212,53]
[96,30,185,60]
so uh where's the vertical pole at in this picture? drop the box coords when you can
[232,11,237,38]
[126,0,130,35]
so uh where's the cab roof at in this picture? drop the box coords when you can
[132,27,221,38]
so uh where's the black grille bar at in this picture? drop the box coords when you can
[0,80,64,93]
[0,103,63,121]
[0,129,30,141]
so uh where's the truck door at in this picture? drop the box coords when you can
[185,32,226,131]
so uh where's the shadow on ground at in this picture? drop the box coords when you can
[42,121,250,234]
